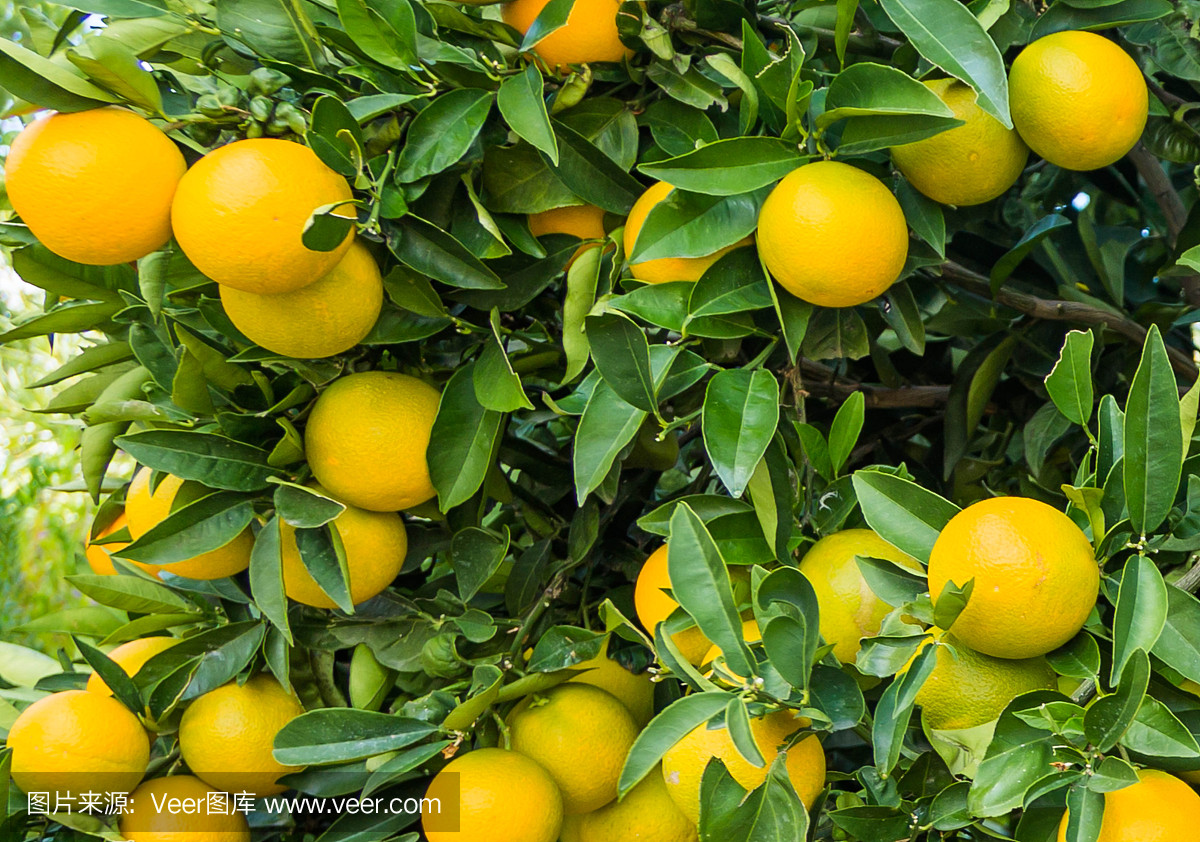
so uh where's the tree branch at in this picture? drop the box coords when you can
[792,359,951,408]
[1127,142,1200,308]
[939,261,1198,382]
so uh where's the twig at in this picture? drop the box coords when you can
[938,261,1198,382]
[1127,142,1200,308]
[794,359,951,408]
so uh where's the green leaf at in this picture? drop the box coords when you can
[1122,696,1200,758]
[1110,555,1168,684]
[1047,632,1101,680]
[249,517,291,641]
[828,392,865,477]
[878,0,1012,127]
[452,527,509,602]
[216,0,324,67]
[67,573,193,615]
[296,525,354,613]
[543,119,642,214]
[116,430,276,491]
[498,63,558,164]
[527,626,606,672]
[396,89,493,183]
[700,753,811,841]
[630,187,765,263]
[1123,325,1184,534]
[335,0,418,70]
[1045,330,1096,427]
[274,483,345,529]
[274,711,438,766]
[74,637,144,715]
[474,310,535,412]
[819,61,956,127]
[561,244,601,384]
[585,311,658,413]
[968,693,1060,816]
[874,643,937,773]
[837,113,965,155]
[702,369,780,498]
[990,214,1072,293]
[387,216,504,290]
[1085,649,1149,752]
[0,36,119,112]
[895,179,946,258]
[519,0,576,50]
[637,138,805,196]
[668,503,753,678]
[856,555,927,607]
[618,691,731,795]
[1153,586,1200,685]
[851,469,960,563]
[115,492,253,566]
[430,364,504,511]
[1063,785,1104,842]
[67,36,163,114]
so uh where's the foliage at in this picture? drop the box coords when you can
[1,0,1200,841]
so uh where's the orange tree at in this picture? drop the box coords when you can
[3,0,1200,840]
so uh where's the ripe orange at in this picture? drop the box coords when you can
[86,636,177,697]
[422,748,563,842]
[623,181,753,284]
[566,642,656,727]
[1009,31,1148,171]
[178,674,306,797]
[220,238,383,359]
[891,79,1029,206]
[927,496,1099,660]
[757,161,908,308]
[508,684,639,814]
[304,371,441,512]
[280,487,407,608]
[5,107,185,265]
[529,204,607,268]
[171,138,354,293]
[125,468,254,580]
[119,776,251,842]
[7,689,149,798]
[1056,769,1200,841]
[579,768,697,842]
[799,529,923,663]
[661,709,824,823]
[910,633,1056,730]
[634,544,714,666]
[501,0,631,68]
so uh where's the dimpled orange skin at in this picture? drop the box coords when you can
[280,488,407,608]
[171,139,354,294]
[757,161,908,307]
[799,529,924,664]
[501,0,631,68]
[422,748,564,842]
[927,496,1099,660]
[660,710,825,824]
[178,675,306,797]
[623,181,754,284]
[119,776,251,842]
[220,239,383,359]
[579,769,697,842]
[304,371,441,512]
[7,690,150,799]
[125,468,254,580]
[890,79,1030,207]
[634,544,714,665]
[508,684,639,814]
[1056,770,1200,842]
[5,107,186,265]
[1009,31,1148,172]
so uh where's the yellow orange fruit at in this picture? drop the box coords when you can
[422,747,563,842]
[119,776,251,842]
[623,181,752,284]
[928,496,1099,660]
[1009,30,1148,171]
[220,239,383,359]
[566,643,656,727]
[86,513,157,576]
[305,371,441,512]
[529,204,607,269]
[757,161,908,308]
[86,636,178,697]
[910,634,1056,730]
[501,0,631,68]
[661,709,825,823]
[799,529,923,664]
[890,79,1029,206]
[579,768,697,842]
[508,684,639,814]
[634,544,714,666]
[178,674,306,796]
[125,468,254,580]
[5,107,185,265]
[280,487,407,608]
[171,138,354,293]
[1056,769,1200,842]
[7,690,149,798]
